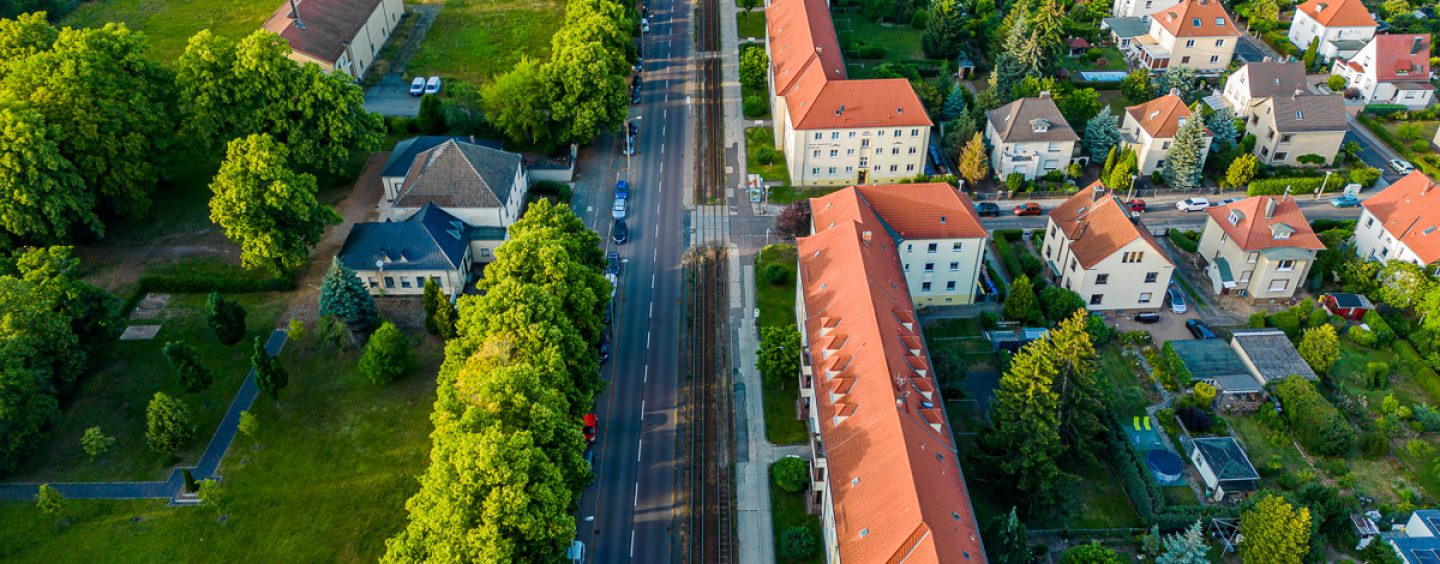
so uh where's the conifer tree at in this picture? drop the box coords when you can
[318,257,379,331]
[1206,107,1240,152]
[959,132,990,187]
[1083,106,1122,160]
[1162,111,1208,190]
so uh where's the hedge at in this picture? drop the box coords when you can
[1364,104,1409,118]
[1271,376,1354,456]
[1246,177,1332,196]
[122,259,296,314]
[1103,413,1237,531]
[993,229,1024,242]
[1168,229,1199,253]
[993,236,1033,281]
[1392,340,1440,404]
[1161,341,1192,387]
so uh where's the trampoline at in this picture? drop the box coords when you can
[1147,450,1186,485]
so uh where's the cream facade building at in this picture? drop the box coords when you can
[1041,183,1175,311]
[1116,0,1240,73]
[1111,0,1179,19]
[1331,34,1435,109]
[1197,196,1325,300]
[1352,171,1440,267]
[263,0,405,79]
[1287,0,1377,61]
[1122,94,1213,174]
[1221,61,1309,118]
[985,94,1079,180]
[1245,94,1348,166]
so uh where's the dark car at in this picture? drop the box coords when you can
[1185,319,1217,339]
[976,202,1000,217]
[599,334,611,363]
[1012,202,1042,216]
[631,90,641,105]
[1134,312,1161,324]
[628,121,638,137]
[1127,199,1146,212]
[612,219,629,245]
[607,250,620,276]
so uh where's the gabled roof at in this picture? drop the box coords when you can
[1189,437,1260,481]
[263,0,387,64]
[1047,182,1170,269]
[1367,34,1432,82]
[1205,196,1325,252]
[1155,0,1241,38]
[1126,94,1211,139]
[1254,95,1348,133]
[1230,329,1319,383]
[765,0,846,96]
[1231,61,1309,98]
[797,194,985,564]
[338,203,470,272]
[1361,171,1440,264]
[1169,339,1260,394]
[785,68,932,129]
[811,184,988,241]
[1295,0,1377,28]
[986,95,1079,143]
[394,139,522,210]
[382,136,505,178]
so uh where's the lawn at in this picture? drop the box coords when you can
[1227,413,1308,479]
[0,330,443,561]
[1098,347,1153,417]
[1358,115,1440,178]
[767,186,842,206]
[63,0,278,64]
[832,12,923,63]
[925,319,999,400]
[771,462,823,563]
[737,11,766,39]
[3,293,284,483]
[965,455,1143,530]
[746,127,792,184]
[1057,47,1128,73]
[756,244,807,445]
[405,0,567,85]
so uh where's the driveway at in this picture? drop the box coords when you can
[364,74,422,117]
[1235,35,1273,63]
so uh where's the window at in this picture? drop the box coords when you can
[1260,146,1270,157]
[828,167,837,174]
[846,149,855,156]
[949,262,960,271]
[829,149,838,157]
[1210,55,1220,63]
[831,132,839,139]
[875,148,884,155]
[400,277,413,289]
[1269,279,1289,292]
[430,276,442,287]
[878,130,886,136]
[1295,110,1303,121]
[1145,272,1158,283]
[367,277,378,288]
[481,248,492,257]
[1069,257,1078,271]
[906,164,915,171]
[384,276,396,288]
[1215,40,1224,48]
[1096,273,1109,285]
[415,276,426,288]
[907,244,913,252]
[1181,56,1191,64]
[893,129,902,137]
[924,263,935,272]
[1139,292,1153,303]
[859,157,868,167]
[1191,18,1200,26]
[1216,17,1225,25]
[1157,159,1166,168]
[922,282,932,292]
[1280,133,1293,143]
[927,243,938,253]
[1090,294,1104,305]
[1273,152,1289,162]
[1366,217,1375,228]
[911,129,920,137]
[1185,39,1196,48]
[1162,141,1171,150]
[891,147,900,155]
[890,165,898,172]
[953,242,963,252]
[845,166,853,172]
[904,263,911,272]
[1047,142,1060,152]
[908,147,918,155]
[813,150,821,157]
[848,131,857,138]
[1247,252,1259,264]
[814,132,822,140]
[1122,251,1144,263]
[945,280,957,291]
[1049,226,1056,237]
[1240,269,1253,283]
[1276,259,1296,271]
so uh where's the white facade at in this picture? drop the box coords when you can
[1287,10,1375,60]
[778,123,931,186]
[1041,220,1175,311]
[897,237,988,306]
[1353,207,1432,265]
[1330,38,1436,109]
[1112,0,1179,19]
[984,123,1076,180]
[1120,112,1213,175]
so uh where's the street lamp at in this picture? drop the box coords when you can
[1127,173,1137,202]
[1315,170,1332,199]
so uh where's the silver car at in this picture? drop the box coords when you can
[1167,283,1188,314]
[612,198,627,220]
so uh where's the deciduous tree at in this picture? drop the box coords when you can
[482,57,552,146]
[205,292,247,346]
[1238,493,1310,564]
[758,325,802,389]
[318,257,379,331]
[739,45,768,93]
[209,133,340,275]
[163,341,213,393]
[0,105,100,245]
[774,200,812,239]
[1121,69,1152,103]
[1062,542,1123,563]
[80,426,113,462]
[360,320,410,385]
[772,456,808,493]
[35,483,62,518]
[146,392,194,454]
[959,132,990,187]
[1298,325,1340,374]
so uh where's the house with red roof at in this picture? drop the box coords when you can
[1330,34,1435,109]
[1287,0,1377,61]
[1197,195,1326,300]
[1353,171,1440,267]
[764,0,932,186]
[262,0,404,78]
[795,184,988,563]
[1112,0,1240,73]
[1040,182,1175,311]
[1122,93,1213,174]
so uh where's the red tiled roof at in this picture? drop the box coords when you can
[1206,196,1326,251]
[1048,182,1171,268]
[263,0,386,63]
[1126,94,1212,139]
[799,189,986,564]
[766,0,846,95]
[811,184,988,240]
[1368,34,1432,82]
[1295,0,1377,28]
[1361,171,1440,264]
[1156,0,1241,38]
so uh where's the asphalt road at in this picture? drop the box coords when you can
[979,195,1365,230]
[576,0,693,561]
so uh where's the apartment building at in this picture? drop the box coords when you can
[1122,93,1214,174]
[794,188,986,564]
[1245,94,1348,166]
[1353,171,1440,267]
[1041,183,1175,311]
[1331,34,1435,109]
[1112,0,1179,19]
[263,0,405,78]
[765,0,932,186]
[1198,196,1325,300]
[1287,0,1377,61]
[1113,0,1240,73]
[985,93,1080,180]
[1221,61,1309,118]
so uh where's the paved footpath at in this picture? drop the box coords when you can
[0,330,288,502]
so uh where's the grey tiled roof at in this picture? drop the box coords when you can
[1263,95,1348,133]
[394,140,523,209]
[1170,339,1261,394]
[1236,61,1308,98]
[338,203,469,271]
[1190,437,1260,482]
[1231,329,1318,383]
[987,96,1079,143]
[382,136,505,178]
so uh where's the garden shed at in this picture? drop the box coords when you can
[1168,339,1262,398]
[1230,329,1318,386]
[1185,436,1259,502]
[1320,292,1373,321]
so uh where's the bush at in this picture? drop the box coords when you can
[743,96,767,118]
[1085,47,1103,60]
[772,457,809,493]
[1326,75,1347,91]
[146,392,194,454]
[1366,361,1390,389]
[1365,104,1409,117]
[909,8,928,29]
[1413,140,1431,153]
[1361,310,1394,345]
[1168,229,1199,253]
[1361,431,1389,458]
[1247,177,1331,196]
[1085,314,1116,346]
[762,263,790,285]
[780,527,818,559]
[1018,253,1044,278]
[1393,340,1440,404]
[1350,167,1382,188]
[1005,173,1026,192]
[359,321,409,385]
[1306,308,1329,329]
[1396,122,1426,141]
[1194,381,1217,407]
[755,145,776,165]
[1248,311,1268,328]
[1272,376,1354,456]
[1269,310,1301,339]
[1349,325,1377,347]
[205,292,247,346]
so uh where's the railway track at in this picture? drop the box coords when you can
[683,248,733,564]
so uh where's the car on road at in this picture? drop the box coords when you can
[582,413,597,443]
[607,250,620,275]
[599,334,610,364]
[631,89,641,105]
[1389,159,1415,175]
[1208,197,1239,208]
[641,18,650,32]
[409,77,425,96]
[1176,197,1210,212]
[615,180,629,199]
[1167,283,1188,314]
[424,76,442,95]
[612,198,627,220]
[611,219,629,244]
[623,135,636,156]
[975,202,1000,217]
[1127,199,1147,212]
[1185,319,1217,339]
[568,539,585,564]
[1330,194,1361,207]
[1134,312,1161,323]
[1012,202,1042,216]
[628,121,638,137]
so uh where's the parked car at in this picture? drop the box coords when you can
[641,18,650,32]
[1127,199,1147,212]
[584,446,595,469]
[1208,197,1239,207]
[623,135,636,156]
[1330,194,1360,208]
[612,219,629,244]
[1012,202,1042,216]
[606,272,618,299]
[607,250,620,275]
[975,202,1000,217]
[1134,312,1161,323]
[409,77,425,96]
[582,413,598,443]
[615,180,629,199]
[1176,197,1210,212]
[424,76,442,95]
[1167,283,1188,314]
[1389,159,1415,175]
[612,197,627,220]
[628,121,638,137]
[568,540,586,564]
[1185,319,1217,339]
[599,334,610,364]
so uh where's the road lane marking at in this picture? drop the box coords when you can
[630,530,636,558]
[646,331,651,348]
[644,365,649,383]
[663,109,667,120]
[634,482,640,506]
[649,301,654,318]
[637,439,643,462]
[651,273,656,288]
[641,400,646,420]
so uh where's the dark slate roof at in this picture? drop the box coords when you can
[1263,95,1348,133]
[1169,340,1261,394]
[1189,437,1260,481]
[394,139,522,210]
[986,96,1079,143]
[382,136,506,179]
[338,203,469,271]
[1231,329,1319,383]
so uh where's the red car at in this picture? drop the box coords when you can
[1012,202,1042,216]
[1127,199,1146,212]
[582,413,598,443]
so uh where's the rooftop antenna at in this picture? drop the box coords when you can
[288,0,307,30]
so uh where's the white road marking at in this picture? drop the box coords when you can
[651,273,656,288]
[663,109,667,120]
[649,301,654,318]
[644,365,649,383]
[630,530,636,557]
[634,482,640,506]
[641,400,646,420]
[646,331,651,348]
[637,440,643,463]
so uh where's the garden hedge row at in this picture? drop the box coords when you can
[1246,177,1335,196]
[1271,376,1354,456]
[1392,340,1440,404]
[1167,230,1199,253]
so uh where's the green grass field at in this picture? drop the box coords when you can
[0,331,443,561]
[756,244,807,445]
[1057,47,1128,73]
[746,127,793,185]
[64,0,278,64]
[3,293,283,483]
[833,13,923,62]
[770,463,823,563]
[406,0,566,85]
[737,11,766,39]
[766,186,842,206]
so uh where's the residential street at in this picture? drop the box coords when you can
[980,192,1365,231]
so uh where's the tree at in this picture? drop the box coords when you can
[418,93,446,134]
[1003,274,1036,322]
[360,320,410,385]
[1029,0,1066,56]
[252,335,288,401]
[35,484,62,519]
[772,457,809,493]
[80,426,113,461]
[1251,0,1280,30]
[238,410,258,439]
[758,325,802,389]
[1102,146,1119,176]
[1040,286,1085,322]
[1083,107,1122,161]
[1301,38,1319,72]
[988,507,1031,564]
[0,105,101,245]
[959,132,991,187]
[1224,154,1259,188]
[1298,325,1341,374]
[941,87,968,122]
[1121,69,1153,103]
[198,478,225,517]
[1206,108,1240,152]
[205,292,247,345]
[209,133,340,275]
[1062,542,1123,563]
[1382,0,1412,18]
[423,279,443,335]
[482,57,553,146]
[780,527,818,560]
[146,392,194,454]
[1377,260,1434,309]
[739,45,768,93]
[774,200,812,239]
[1157,520,1210,564]
[174,29,239,147]
[433,296,458,340]
[1107,148,1139,192]
[542,31,629,145]
[162,341,213,394]
[1155,66,1201,103]
[1050,312,1107,466]
[982,336,1063,512]
[182,468,199,493]
[1056,87,1101,126]
[921,0,966,60]
[1238,494,1311,564]
[1163,111,1208,190]
[1326,75,1347,92]
[0,13,57,78]
[318,257,379,331]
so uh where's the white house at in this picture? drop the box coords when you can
[1353,171,1440,267]
[1122,93,1213,174]
[263,0,405,79]
[985,93,1079,180]
[1197,196,1326,300]
[1111,0,1179,19]
[1040,182,1175,311]
[1221,61,1309,118]
[1244,94,1348,166]
[1287,0,1377,61]
[1111,0,1240,74]
[1331,34,1435,108]
[1186,437,1260,502]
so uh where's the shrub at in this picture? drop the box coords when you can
[146,392,194,454]
[780,527,818,559]
[772,457,809,493]
[1361,310,1394,345]
[1361,431,1389,458]
[359,321,409,385]
[1414,140,1431,153]
[1018,253,1044,278]
[1248,311,1268,328]
[1085,314,1116,346]
[859,44,886,58]
[1178,406,1213,432]
[743,96,767,118]
[1272,376,1354,456]
[1268,310,1301,339]
[909,8,928,29]
[1168,229,1199,253]
[1194,381,1217,407]
[1396,122,1426,141]
[762,264,789,285]
[1349,325,1377,347]
[1350,167,1382,188]
[755,145,776,165]
[1005,173,1026,192]
[1366,361,1390,389]
[1306,308,1329,328]
[1365,104,1409,117]
[1326,75,1347,91]
[1393,340,1440,404]
[1297,153,1327,166]
[205,292,247,346]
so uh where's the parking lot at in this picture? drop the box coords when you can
[363,74,422,117]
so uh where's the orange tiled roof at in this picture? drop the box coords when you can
[1048,182,1171,268]
[1206,196,1326,251]
[1126,94,1212,139]
[1361,171,1440,264]
[1155,0,1241,38]
[811,184,988,240]
[1295,0,1377,28]
[766,0,846,96]
[799,189,986,563]
[1368,34,1432,82]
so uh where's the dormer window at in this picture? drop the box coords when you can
[1031,118,1051,133]
[1271,223,1294,240]
[1228,209,1245,226]
[1177,117,1188,127]
[1295,110,1304,120]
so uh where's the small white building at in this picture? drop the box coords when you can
[1122,93,1213,174]
[1353,171,1440,267]
[1040,183,1175,311]
[985,93,1079,180]
[263,0,405,79]
[1331,34,1436,109]
[1186,437,1260,502]
[1287,0,1377,61]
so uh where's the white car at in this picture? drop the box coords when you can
[612,198,627,220]
[605,273,618,299]
[1389,159,1415,175]
[641,18,650,32]
[424,76,442,95]
[409,77,425,96]
[1176,197,1210,212]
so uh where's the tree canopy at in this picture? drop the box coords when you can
[208,133,340,275]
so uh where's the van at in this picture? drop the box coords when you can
[1134,312,1161,323]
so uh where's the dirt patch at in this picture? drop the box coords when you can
[129,293,172,320]
[279,152,389,325]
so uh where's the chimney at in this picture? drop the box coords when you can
[862,230,873,242]
[1413,36,1424,56]
[1092,185,1107,201]
[1423,181,1435,196]
[1169,88,1181,97]
[1039,90,1052,98]
[288,0,307,29]
[1265,197,1278,218]
[1316,2,1327,11]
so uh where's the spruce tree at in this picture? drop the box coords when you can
[1162,112,1208,191]
[1083,106,1122,161]
[1206,107,1240,152]
[205,292,246,345]
[1157,520,1210,564]
[162,341,213,393]
[318,257,378,331]
[941,87,968,122]
[1050,311,1107,466]
[989,507,1031,564]
[252,335,288,401]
